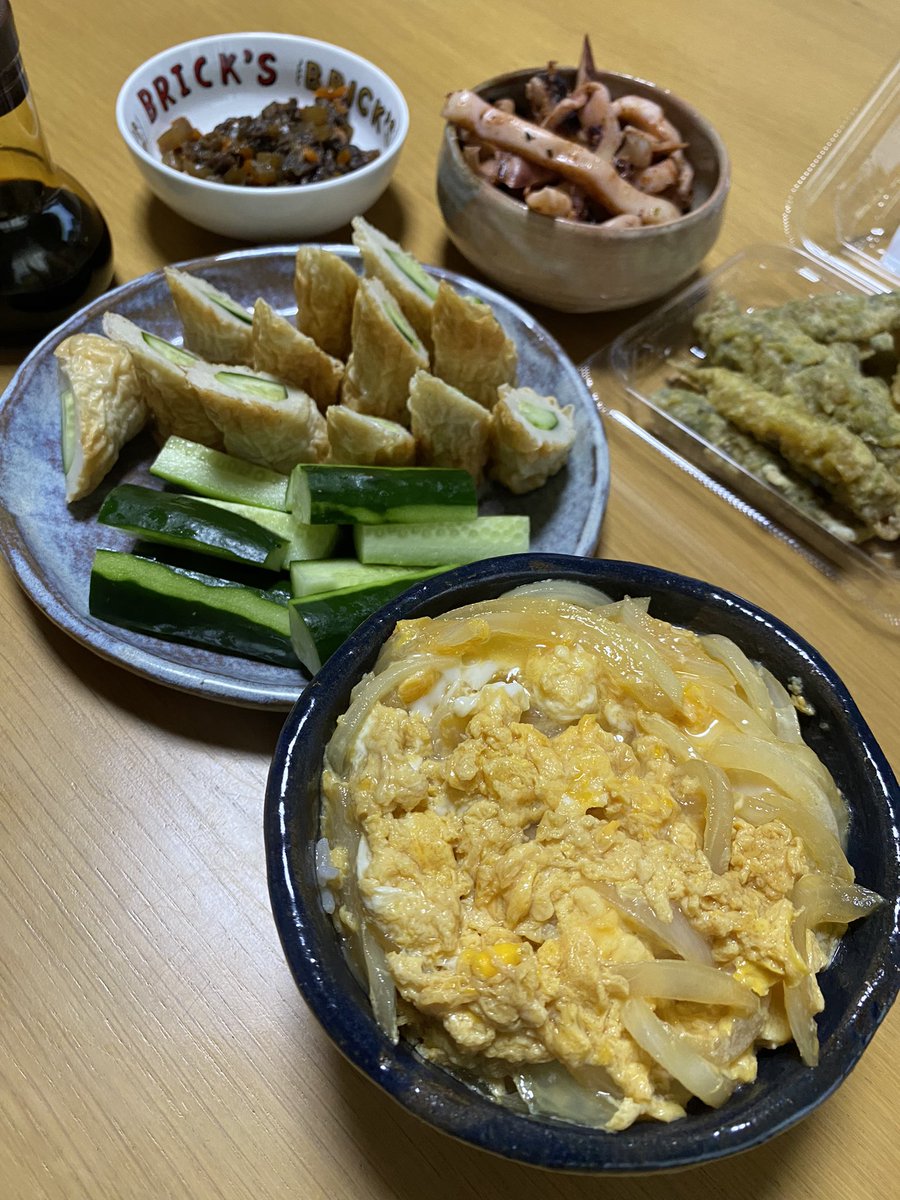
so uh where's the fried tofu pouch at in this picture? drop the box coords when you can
[326,406,416,466]
[102,311,224,449]
[164,267,254,366]
[55,333,148,502]
[431,280,517,409]
[186,362,328,473]
[342,278,429,425]
[489,384,576,494]
[407,369,492,482]
[351,215,436,353]
[294,246,358,360]
[251,299,344,411]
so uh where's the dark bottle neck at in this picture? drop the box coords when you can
[0,0,53,173]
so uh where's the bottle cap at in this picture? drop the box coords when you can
[0,0,27,115]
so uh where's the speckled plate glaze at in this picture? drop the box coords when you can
[0,247,609,709]
[266,554,900,1171]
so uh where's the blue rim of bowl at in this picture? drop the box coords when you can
[115,32,410,197]
[265,553,900,1172]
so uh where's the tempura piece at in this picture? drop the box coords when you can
[102,311,223,448]
[342,278,429,425]
[186,362,328,473]
[164,267,254,365]
[489,384,575,493]
[407,369,492,482]
[770,291,900,343]
[431,280,517,409]
[784,351,900,469]
[695,296,828,393]
[678,366,900,540]
[55,333,147,502]
[352,216,436,353]
[293,246,359,360]
[251,299,344,411]
[655,387,867,543]
[326,406,415,466]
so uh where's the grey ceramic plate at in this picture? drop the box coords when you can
[0,246,609,709]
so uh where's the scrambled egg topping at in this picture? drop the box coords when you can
[321,607,839,1128]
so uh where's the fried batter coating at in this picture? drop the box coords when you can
[770,291,900,344]
[677,366,900,540]
[655,387,866,542]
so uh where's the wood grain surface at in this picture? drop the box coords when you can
[1,2,898,1197]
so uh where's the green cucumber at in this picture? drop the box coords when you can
[89,549,297,667]
[355,515,530,566]
[215,371,287,402]
[386,247,439,301]
[289,558,450,598]
[289,567,449,672]
[288,464,478,525]
[150,436,289,511]
[208,291,252,324]
[141,331,197,368]
[192,497,339,563]
[384,298,420,348]
[98,484,289,570]
[519,397,559,431]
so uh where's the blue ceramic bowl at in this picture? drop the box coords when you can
[265,554,900,1172]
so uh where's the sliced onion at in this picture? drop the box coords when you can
[620,960,758,1012]
[502,579,615,609]
[590,881,714,965]
[639,713,696,760]
[760,666,803,743]
[360,921,398,1043]
[705,735,841,841]
[783,977,821,1066]
[700,634,777,733]
[737,790,852,880]
[682,759,734,873]
[793,873,883,929]
[621,998,735,1107]
[512,1062,621,1127]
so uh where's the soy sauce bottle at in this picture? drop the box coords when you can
[0,0,113,343]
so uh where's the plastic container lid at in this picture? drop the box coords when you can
[585,54,900,630]
[785,56,900,289]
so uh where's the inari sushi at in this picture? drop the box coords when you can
[430,280,517,409]
[407,369,491,482]
[351,216,437,353]
[55,333,148,502]
[164,267,254,366]
[294,246,359,360]
[252,299,344,411]
[102,311,223,448]
[326,406,416,466]
[186,363,328,474]
[489,384,576,494]
[342,278,429,425]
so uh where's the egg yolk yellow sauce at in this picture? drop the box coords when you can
[319,590,874,1130]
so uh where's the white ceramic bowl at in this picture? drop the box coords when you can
[437,69,729,312]
[116,33,408,241]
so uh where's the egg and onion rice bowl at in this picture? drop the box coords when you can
[317,580,881,1131]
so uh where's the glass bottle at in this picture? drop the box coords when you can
[0,0,113,343]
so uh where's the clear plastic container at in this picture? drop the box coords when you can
[584,57,900,629]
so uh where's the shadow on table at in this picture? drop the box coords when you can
[326,1042,813,1200]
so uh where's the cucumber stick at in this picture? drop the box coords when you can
[195,497,339,563]
[288,464,477,525]
[99,484,288,570]
[89,549,297,667]
[355,516,530,566]
[151,436,289,511]
[289,567,449,672]
[289,558,451,598]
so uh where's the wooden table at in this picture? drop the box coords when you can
[2,2,898,1197]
